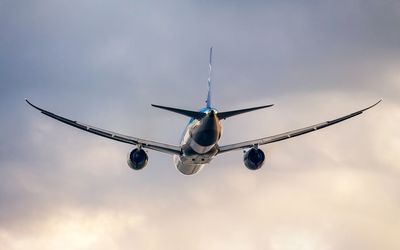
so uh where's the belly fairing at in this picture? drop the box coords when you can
[174,155,204,175]
[173,146,218,175]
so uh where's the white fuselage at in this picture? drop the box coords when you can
[173,108,222,175]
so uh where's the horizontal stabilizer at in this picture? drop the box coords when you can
[151,104,206,119]
[217,104,274,120]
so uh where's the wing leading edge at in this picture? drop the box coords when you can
[218,100,381,154]
[25,99,181,155]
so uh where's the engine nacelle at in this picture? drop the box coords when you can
[127,148,148,170]
[243,147,265,170]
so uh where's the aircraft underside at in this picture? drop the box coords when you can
[174,112,221,175]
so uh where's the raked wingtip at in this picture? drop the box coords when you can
[372,99,382,108]
[363,99,382,112]
[25,98,42,111]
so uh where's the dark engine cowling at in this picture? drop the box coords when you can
[243,147,265,170]
[127,148,148,170]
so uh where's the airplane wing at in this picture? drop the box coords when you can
[218,100,381,154]
[25,99,182,155]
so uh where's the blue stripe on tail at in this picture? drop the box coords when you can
[206,47,213,108]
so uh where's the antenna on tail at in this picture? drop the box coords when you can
[206,47,213,108]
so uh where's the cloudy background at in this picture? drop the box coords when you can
[0,0,399,249]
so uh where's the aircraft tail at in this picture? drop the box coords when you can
[206,47,213,108]
[204,47,274,119]
[152,47,273,120]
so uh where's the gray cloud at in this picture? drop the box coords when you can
[1,0,399,249]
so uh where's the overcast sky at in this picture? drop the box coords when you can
[0,0,399,249]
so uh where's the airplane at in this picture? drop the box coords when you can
[26,47,381,175]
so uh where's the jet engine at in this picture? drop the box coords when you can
[127,148,148,170]
[243,147,265,170]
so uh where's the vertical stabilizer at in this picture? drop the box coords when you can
[206,47,213,108]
